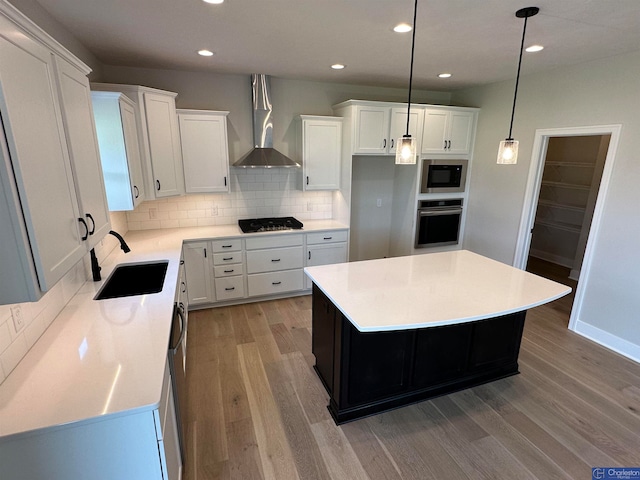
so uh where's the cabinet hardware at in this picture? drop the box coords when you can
[225,287,235,291]
[444,140,447,150]
[391,138,394,149]
[272,281,282,285]
[223,257,233,261]
[224,269,234,273]
[181,281,186,293]
[156,179,161,191]
[180,260,185,265]
[323,237,332,240]
[383,139,386,148]
[78,217,89,241]
[222,244,232,248]
[133,185,139,198]
[224,176,227,186]
[447,140,451,149]
[308,251,311,260]
[204,248,207,258]
[86,213,95,235]
[271,258,281,262]
[306,176,309,185]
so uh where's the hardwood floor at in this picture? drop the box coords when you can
[184,294,640,480]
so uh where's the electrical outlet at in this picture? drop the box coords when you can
[211,206,218,216]
[149,208,158,219]
[11,305,25,333]
[376,198,382,207]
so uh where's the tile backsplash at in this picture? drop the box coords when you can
[0,212,128,386]
[127,169,333,230]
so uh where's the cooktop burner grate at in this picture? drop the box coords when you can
[238,216,303,233]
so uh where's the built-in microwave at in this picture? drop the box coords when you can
[420,159,468,193]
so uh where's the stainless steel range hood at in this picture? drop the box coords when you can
[233,74,300,168]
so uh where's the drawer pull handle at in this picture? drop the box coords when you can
[181,281,186,293]
[156,179,161,191]
[271,259,281,262]
[225,287,235,291]
[272,281,282,285]
[224,269,234,273]
[223,257,233,261]
[323,236,332,240]
[222,244,233,248]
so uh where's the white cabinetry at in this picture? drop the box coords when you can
[304,230,348,289]
[183,241,214,306]
[177,109,230,194]
[211,238,245,301]
[0,358,181,480]
[91,83,184,199]
[297,115,342,191]
[334,101,423,156]
[91,91,146,210]
[246,234,304,297]
[0,4,110,304]
[421,107,476,155]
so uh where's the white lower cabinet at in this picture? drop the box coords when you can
[248,269,304,297]
[305,230,348,289]
[182,241,214,306]
[246,234,304,297]
[0,359,181,480]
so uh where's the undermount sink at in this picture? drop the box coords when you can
[95,261,169,300]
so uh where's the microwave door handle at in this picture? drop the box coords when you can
[419,208,463,216]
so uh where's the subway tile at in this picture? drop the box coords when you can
[169,210,189,220]
[179,218,198,228]
[160,219,180,229]
[196,218,215,227]
[0,334,28,377]
[177,202,197,211]
[140,220,162,230]
[24,315,47,348]
[187,209,206,219]
[0,321,11,354]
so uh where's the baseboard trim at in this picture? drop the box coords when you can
[572,320,640,363]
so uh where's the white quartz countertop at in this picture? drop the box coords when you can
[304,250,572,332]
[0,220,347,440]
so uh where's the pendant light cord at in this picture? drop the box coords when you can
[508,15,529,140]
[405,0,418,135]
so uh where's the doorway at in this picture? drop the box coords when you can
[513,125,621,330]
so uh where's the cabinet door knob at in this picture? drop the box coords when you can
[133,185,139,198]
[85,213,95,235]
[156,180,161,191]
[78,217,89,241]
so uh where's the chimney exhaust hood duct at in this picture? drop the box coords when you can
[233,74,300,168]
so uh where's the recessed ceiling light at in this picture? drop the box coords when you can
[438,73,452,78]
[331,64,345,70]
[393,23,412,33]
[526,44,544,52]
[203,0,224,4]
[198,49,214,57]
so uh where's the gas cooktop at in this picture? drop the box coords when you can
[238,216,303,233]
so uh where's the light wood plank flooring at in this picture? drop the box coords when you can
[184,292,640,480]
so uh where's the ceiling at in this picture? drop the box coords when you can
[33,0,640,91]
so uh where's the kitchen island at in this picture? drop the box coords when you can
[304,250,571,424]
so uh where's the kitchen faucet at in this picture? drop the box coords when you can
[90,230,131,281]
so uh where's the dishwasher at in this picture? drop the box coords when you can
[168,259,188,463]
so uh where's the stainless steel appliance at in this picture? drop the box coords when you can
[168,260,188,463]
[238,216,303,233]
[415,199,463,248]
[420,159,468,193]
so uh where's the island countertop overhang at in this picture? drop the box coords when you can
[304,250,572,332]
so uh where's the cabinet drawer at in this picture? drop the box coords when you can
[245,234,303,250]
[211,238,242,252]
[306,230,348,245]
[213,251,243,265]
[215,276,245,300]
[214,264,244,278]
[246,246,303,274]
[248,269,303,297]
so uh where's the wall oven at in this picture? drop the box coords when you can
[415,199,463,248]
[420,159,468,193]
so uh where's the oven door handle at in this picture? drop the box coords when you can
[418,208,463,216]
[171,305,187,354]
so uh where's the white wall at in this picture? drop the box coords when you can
[453,50,640,358]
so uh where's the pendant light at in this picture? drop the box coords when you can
[497,6,539,165]
[395,0,419,165]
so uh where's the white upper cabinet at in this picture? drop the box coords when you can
[91,83,185,200]
[421,107,476,155]
[334,101,423,156]
[54,57,110,249]
[0,4,109,303]
[177,109,230,194]
[298,115,342,191]
[91,91,145,211]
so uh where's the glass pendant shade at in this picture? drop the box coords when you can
[395,135,417,164]
[497,139,519,164]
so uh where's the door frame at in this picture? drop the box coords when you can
[513,124,621,330]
